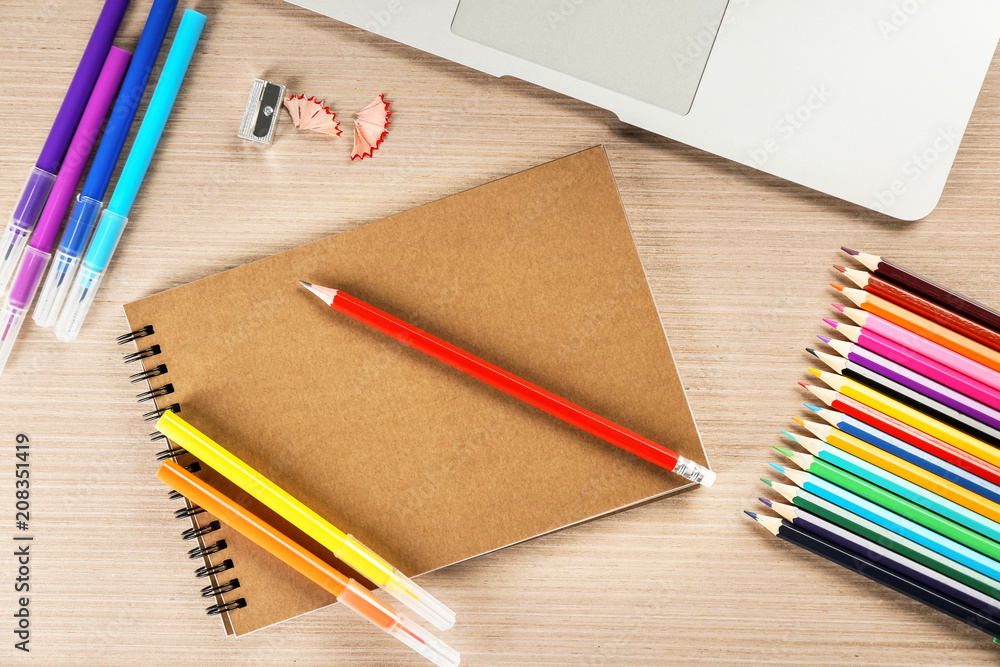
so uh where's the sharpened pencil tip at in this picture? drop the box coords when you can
[817,334,832,344]
[781,431,800,444]
[808,367,822,378]
[791,417,805,426]
[797,381,810,389]
[769,462,786,474]
[760,478,773,487]
[774,445,795,458]
[804,403,822,412]
[806,348,817,358]
[842,247,859,256]
[758,497,773,508]
[831,302,845,312]
[298,280,312,288]
[822,318,839,328]
[830,283,844,292]
[744,510,759,521]
[833,264,846,273]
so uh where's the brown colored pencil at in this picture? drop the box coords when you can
[842,248,1000,334]
[835,265,1000,353]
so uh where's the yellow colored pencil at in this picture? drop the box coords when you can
[808,369,1000,469]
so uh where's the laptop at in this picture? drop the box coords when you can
[285,0,1000,221]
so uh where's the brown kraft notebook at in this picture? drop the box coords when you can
[121,146,709,636]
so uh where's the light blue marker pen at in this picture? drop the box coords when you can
[55,9,206,342]
[33,0,178,327]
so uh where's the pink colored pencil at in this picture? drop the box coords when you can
[825,307,1000,393]
[821,323,1000,412]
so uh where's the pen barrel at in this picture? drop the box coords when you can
[0,167,57,294]
[338,580,460,667]
[338,534,456,631]
[107,9,206,216]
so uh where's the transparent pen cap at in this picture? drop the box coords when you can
[338,580,460,667]
[0,300,29,374]
[35,194,103,326]
[54,264,105,343]
[0,167,57,294]
[338,534,456,630]
[34,250,85,328]
[389,612,461,667]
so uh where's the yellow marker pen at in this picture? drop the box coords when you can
[156,410,455,631]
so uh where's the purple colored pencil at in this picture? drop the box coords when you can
[759,502,1000,621]
[817,336,1000,432]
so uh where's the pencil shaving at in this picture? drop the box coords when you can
[351,94,391,160]
[283,94,341,136]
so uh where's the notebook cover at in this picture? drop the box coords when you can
[123,146,708,636]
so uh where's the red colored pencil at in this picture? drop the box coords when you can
[836,265,1000,353]
[299,281,715,487]
[799,382,1000,487]
[842,248,1000,334]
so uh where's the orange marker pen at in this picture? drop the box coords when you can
[156,460,459,667]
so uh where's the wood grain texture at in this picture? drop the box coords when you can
[1,1,1000,664]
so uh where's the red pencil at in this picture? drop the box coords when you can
[842,248,1000,334]
[835,265,1000,353]
[300,281,715,487]
[799,382,1000,487]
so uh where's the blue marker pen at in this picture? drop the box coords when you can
[55,9,205,342]
[34,0,178,327]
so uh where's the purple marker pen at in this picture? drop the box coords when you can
[0,48,131,374]
[0,0,130,295]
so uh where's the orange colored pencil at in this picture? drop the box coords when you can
[156,461,459,667]
[833,285,1000,375]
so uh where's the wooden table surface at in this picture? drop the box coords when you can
[3,1,1000,664]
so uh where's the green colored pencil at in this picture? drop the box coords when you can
[766,465,1000,576]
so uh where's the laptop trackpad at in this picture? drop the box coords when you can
[451,0,730,116]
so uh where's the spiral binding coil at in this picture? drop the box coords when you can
[120,325,247,618]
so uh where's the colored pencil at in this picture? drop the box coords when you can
[834,286,1000,376]
[815,338,1000,432]
[819,330,1000,413]
[759,493,1000,601]
[764,468,1000,578]
[802,405,1000,503]
[746,511,1000,637]
[829,307,1000,392]
[298,281,714,487]
[778,435,1000,540]
[809,347,1000,445]
[156,461,460,667]
[801,382,1000,472]
[759,501,1000,617]
[836,265,1000,353]
[843,247,1000,335]
[807,371,1000,470]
